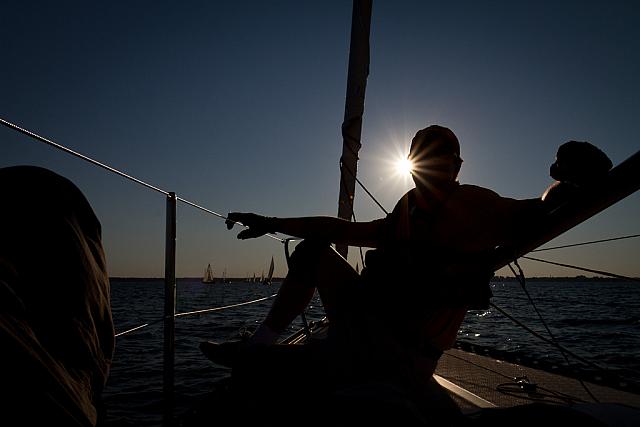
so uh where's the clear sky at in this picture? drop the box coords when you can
[2,1,639,278]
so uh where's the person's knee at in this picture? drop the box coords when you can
[289,239,332,268]
[285,240,337,289]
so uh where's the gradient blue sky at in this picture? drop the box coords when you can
[2,1,639,278]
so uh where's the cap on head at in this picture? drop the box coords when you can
[550,141,612,185]
[410,125,461,160]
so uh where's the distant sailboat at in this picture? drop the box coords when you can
[263,256,274,285]
[202,263,215,284]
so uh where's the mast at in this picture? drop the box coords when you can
[336,0,373,258]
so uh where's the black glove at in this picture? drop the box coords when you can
[225,212,274,239]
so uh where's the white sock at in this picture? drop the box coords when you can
[249,323,279,345]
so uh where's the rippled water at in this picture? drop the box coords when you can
[103,279,640,426]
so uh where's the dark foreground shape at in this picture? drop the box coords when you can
[185,320,637,427]
[0,166,114,426]
[199,341,244,368]
[466,404,606,427]
[183,376,612,427]
[183,377,463,427]
[184,335,617,427]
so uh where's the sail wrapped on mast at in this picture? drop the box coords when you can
[336,0,373,258]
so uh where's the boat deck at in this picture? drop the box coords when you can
[185,324,639,426]
[288,320,640,412]
[435,348,640,410]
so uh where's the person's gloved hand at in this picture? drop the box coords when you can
[225,212,274,239]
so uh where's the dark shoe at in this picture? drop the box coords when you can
[199,341,244,368]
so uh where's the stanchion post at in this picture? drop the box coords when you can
[163,192,177,426]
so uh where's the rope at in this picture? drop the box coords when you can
[532,233,640,252]
[443,351,587,404]
[508,263,557,349]
[489,302,606,372]
[508,261,599,402]
[489,300,628,402]
[115,294,277,338]
[522,256,638,281]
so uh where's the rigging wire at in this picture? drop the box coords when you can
[174,294,277,318]
[522,256,638,282]
[340,158,389,215]
[1,117,169,196]
[443,352,587,404]
[6,116,635,395]
[489,302,606,372]
[336,143,631,401]
[532,233,640,252]
[115,294,277,338]
[337,153,637,281]
[487,300,634,401]
[10,116,636,259]
[0,117,285,243]
[114,323,150,338]
[531,234,640,252]
[508,261,600,402]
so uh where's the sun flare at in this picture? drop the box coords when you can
[395,157,414,177]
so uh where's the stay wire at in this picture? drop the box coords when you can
[340,157,389,215]
[115,294,278,338]
[522,256,637,282]
[178,197,286,243]
[532,233,640,252]
[1,117,169,196]
[508,261,599,402]
[340,153,637,256]
[1,117,286,243]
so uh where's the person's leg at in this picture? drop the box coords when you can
[255,240,359,343]
[200,240,359,365]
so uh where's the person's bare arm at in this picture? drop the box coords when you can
[226,212,384,248]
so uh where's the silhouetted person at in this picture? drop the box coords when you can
[199,125,543,423]
[0,166,114,426]
[542,140,613,208]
